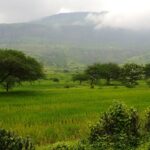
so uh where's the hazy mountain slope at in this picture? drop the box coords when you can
[0,12,150,67]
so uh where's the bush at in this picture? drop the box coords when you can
[64,84,76,88]
[51,141,91,150]
[51,142,76,150]
[50,78,60,82]
[50,103,150,150]
[0,129,35,150]
[145,108,150,132]
[89,103,140,150]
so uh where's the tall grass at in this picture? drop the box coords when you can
[0,80,150,145]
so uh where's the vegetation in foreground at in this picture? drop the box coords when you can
[48,103,150,150]
[0,128,35,150]
[0,80,150,148]
[0,49,150,149]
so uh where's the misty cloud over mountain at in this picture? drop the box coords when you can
[0,12,150,67]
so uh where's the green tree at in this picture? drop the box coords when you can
[85,64,101,88]
[144,64,150,87]
[72,73,88,85]
[144,64,150,79]
[0,49,44,92]
[100,63,120,85]
[120,63,143,88]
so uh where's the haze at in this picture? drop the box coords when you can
[0,0,150,30]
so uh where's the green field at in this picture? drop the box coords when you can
[0,79,150,148]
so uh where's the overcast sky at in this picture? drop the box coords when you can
[0,0,150,30]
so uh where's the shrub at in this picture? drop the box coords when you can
[89,103,140,150]
[144,108,150,132]
[0,129,35,150]
[51,141,91,150]
[64,84,75,88]
[50,78,60,82]
[51,142,75,150]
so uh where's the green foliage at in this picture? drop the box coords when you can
[50,78,60,82]
[1,76,19,92]
[144,108,150,132]
[100,63,120,85]
[144,64,150,79]
[0,128,35,150]
[89,103,140,149]
[0,49,44,91]
[51,142,74,150]
[50,141,91,150]
[0,79,150,145]
[121,63,143,88]
[85,64,102,88]
[144,64,150,87]
[72,73,88,85]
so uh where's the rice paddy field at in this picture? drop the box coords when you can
[0,76,150,149]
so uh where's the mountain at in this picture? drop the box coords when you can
[0,12,150,68]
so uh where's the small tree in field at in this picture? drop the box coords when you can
[1,76,19,92]
[144,64,150,87]
[100,63,121,85]
[120,63,143,88]
[72,73,88,85]
[0,49,44,92]
[85,64,101,88]
[144,64,150,79]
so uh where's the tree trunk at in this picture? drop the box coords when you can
[6,83,9,92]
[106,78,110,85]
[90,79,94,88]
[79,80,82,85]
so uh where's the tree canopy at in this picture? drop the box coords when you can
[120,63,143,87]
[0,49,44,91]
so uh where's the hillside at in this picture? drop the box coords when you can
[0,12,150,67]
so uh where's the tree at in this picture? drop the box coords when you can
[100,63,120,85]
[0,49,44,92]
[144,64,150,79]
[85,64,101,88]
[120,63,143,88]
[72,73,88,85]
[1,76,19,92]
[144,64,150,87]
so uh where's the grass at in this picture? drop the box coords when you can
[0,79,150,148]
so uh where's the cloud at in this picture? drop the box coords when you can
[0,0,150,30]
[86,12,150,30]
[0,0,101,23]
[57,8,74,14]
[86,0,150,30]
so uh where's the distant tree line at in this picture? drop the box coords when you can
[73,63,150,88]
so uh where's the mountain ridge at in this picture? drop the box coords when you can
[0,12,149,68]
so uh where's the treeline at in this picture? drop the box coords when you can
[73,63,150,88]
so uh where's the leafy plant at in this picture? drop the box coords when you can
[0,129,35,150]
[89,103,140,149]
